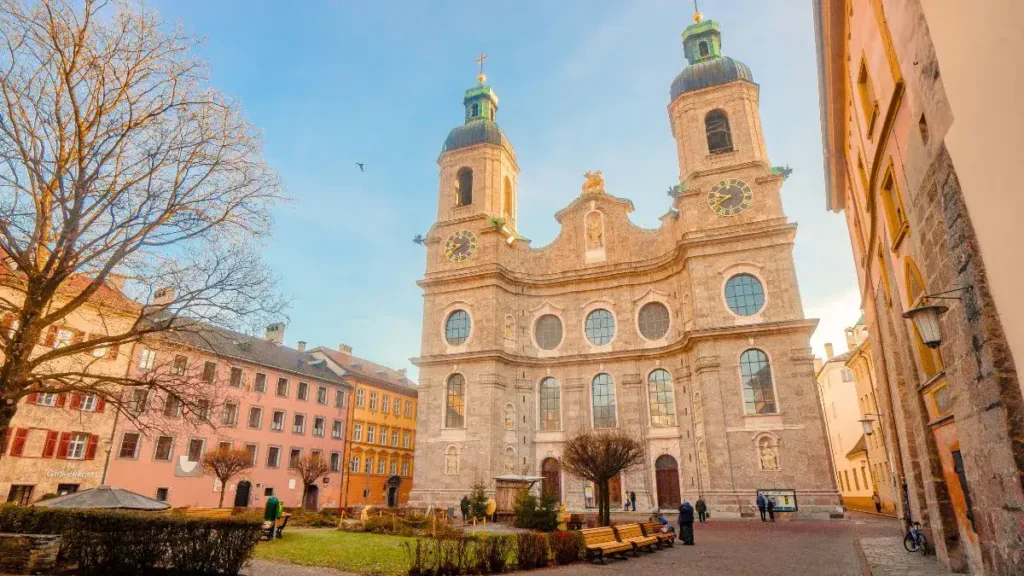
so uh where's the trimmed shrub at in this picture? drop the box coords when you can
[478,535,515,574]
[514,532,549,570]
[512,490,558,532]
[549,531,584,565]
[0,505,261,575]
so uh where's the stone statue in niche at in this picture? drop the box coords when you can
[504,404,515,431]
[445,447,459,475]
[504,315,515,340]
[759,437,779,471]
[586,211,604,250]
[504,447,516,473]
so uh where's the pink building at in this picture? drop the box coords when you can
[105,325,350,510]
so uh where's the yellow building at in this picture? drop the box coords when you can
[1,274,138,503]
[310,346,417,508]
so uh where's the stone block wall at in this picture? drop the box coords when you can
[0,533,61,575]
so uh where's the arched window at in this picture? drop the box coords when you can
[445,310,471,346]
[455,168,473,206]
[539,377,561,431]
[503,176,513,218]
[705,109,734,154]
[471,103,479,118]
[905,260,943,378]
[591,373,617,428]
[740,349,777,414]
[445,374,465,428]
[698,41,709,58]
[648,369,677,427]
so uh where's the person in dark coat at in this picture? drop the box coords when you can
[629,491,637,512]
[677,500,695,545]
[766,496,776,522]
[695,497,708,523]
[756,493,767,522]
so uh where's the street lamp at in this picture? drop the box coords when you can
[900,286,970,349]
[859,417,876,436]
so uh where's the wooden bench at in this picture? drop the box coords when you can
[641,521,676,547]
[261,513,291,540]
[580,527,632,564]
[613,523,659,555]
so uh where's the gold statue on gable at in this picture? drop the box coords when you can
[582,171,605,194]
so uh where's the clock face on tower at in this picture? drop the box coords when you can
[706,178,754,216]
[444,230,478,263]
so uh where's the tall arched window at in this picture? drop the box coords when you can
[503,176,513,218]
[591,373,617,428]
[698,41,709,58]
[648,369,677,427]
[539,377,561,431]
[455,168,473,206]
[740,349,777,414]
[445,374,465,428]
[905,260,943,378]
[705,109,734,154]
[471,103,479,118]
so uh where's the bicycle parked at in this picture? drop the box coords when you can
[903,520,928,555]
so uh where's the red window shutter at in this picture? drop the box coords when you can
[71,329,84,344]
[106,343,119,360]
[70,393,83,410]
[43,325,57,347]
[95,396,106,413]
[10,429,28,457]
[26,392,39,404]
[54,393,67,408]
[42,430,59,457]
[85,435,99,460]
[0,428,7,454]
[55,432,71,459]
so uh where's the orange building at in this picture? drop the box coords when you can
[309,346,417,508]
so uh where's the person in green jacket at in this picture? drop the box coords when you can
[695,497,708,523]
[264,495,282,538]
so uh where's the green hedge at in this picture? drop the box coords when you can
[404,530,584,575]
[0,505,261,575]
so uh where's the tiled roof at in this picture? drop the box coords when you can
[845,435,868,459]
[158,322,346,385]
[311,347,417,397]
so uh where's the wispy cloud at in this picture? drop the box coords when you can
[806,288,863,359]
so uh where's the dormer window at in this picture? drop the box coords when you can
[699,41,709,58]
[455,168,473,206]
[705,109,734,154]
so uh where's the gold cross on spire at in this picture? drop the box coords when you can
[476,52,488,84]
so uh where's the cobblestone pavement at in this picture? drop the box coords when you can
[245,514,950,576]
[857,537,951,576]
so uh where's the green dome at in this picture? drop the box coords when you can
[670,56,754,100]
[441,119,514,156]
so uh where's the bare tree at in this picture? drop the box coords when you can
[0,0,286,435]
[202,447,253,508]
[290,453,330,510]
[561,428,644,526]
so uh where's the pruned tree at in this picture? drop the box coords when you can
[290,453,330,510]
[561,428,644,526]
[202,447,253,508]
[0,0,286,436]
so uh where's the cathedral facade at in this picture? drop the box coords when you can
[410,16,841,517]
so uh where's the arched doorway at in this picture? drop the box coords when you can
[541,458,561,501]
[386,475,402,507]
[303,484,319,510]
[233,480,251,508]
[655,455,681,508]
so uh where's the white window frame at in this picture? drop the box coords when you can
[292,413,306,435]
[353,423,363,442]
[248,406,264,429]
[139,348,156,371]
[186,438,206,463]
[271,410,285,432]
[67,433,89,460]
[332,420,344,439]
[317,386,328,405]
[313,416,326,437]
[330,452,341,472]
[154,435,174,461]
[266,445,281,468]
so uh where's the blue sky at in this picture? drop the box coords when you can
[151,0,861,377]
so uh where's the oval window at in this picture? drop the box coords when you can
[445,310,471,345]
[585,309,615,346]
[724,274,765,316]
[638,302,670,340]
[535,314,563,351]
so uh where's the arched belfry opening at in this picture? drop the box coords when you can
[456,168,473,206]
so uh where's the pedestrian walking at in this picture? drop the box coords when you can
[678,500,695,545]
[629,491,637,513]
[695,497,708,523]
[766,496,776,522]
[871,492,882,514]
[756,493,767,522]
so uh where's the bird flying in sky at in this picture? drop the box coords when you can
[355,162,365,172]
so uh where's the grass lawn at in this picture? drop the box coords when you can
[254,528,416,575]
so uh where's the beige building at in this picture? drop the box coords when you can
[1,276,138,503]
[410,12,841,518]
[815,0,1024,571]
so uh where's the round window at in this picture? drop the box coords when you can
[445,310,471,345]
[638,302,670,340]
[724,274,765,316]
[534,314,563,350]
[585,309,615,346]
